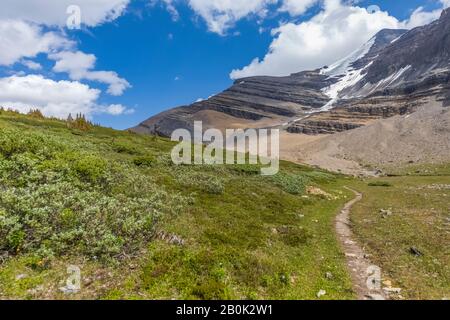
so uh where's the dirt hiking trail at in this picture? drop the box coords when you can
[336,187,387,300]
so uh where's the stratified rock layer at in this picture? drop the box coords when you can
[132,9,450,137]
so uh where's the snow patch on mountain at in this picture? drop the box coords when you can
[321,37,375,77]
[316,37,377,112]
[361,65,412,95]
[319,62,373,112]
[390,35,402,44]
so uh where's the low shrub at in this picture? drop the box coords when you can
[113,140,141,155]
[191,278,231,300]
[368,181,393,187]
[73,154,107,183]
[133,156,156,167]
[174,169,225,195]
[229,164,261,175]
[0,128,59,159]
[276,226,311,247]
[0,129,187,262]
[271,173,310,195]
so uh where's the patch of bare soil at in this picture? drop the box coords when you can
[279,131,374,176]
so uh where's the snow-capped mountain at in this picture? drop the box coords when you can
[133,9,450,137]
[318,29,406,111]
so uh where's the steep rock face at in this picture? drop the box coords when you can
[132,71,333,136]
[336,10,450,99]
[133,9,450,137]
[287,120,363,135]
[287,89,431,134]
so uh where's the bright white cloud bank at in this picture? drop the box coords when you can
[279,0,318,16]
[187,0,277,35]
[0,0,130,27]
[156,0,448,78]
[159,0,287,34]
[230,0,448,79]
[0,75,132,118]
[0,1,132,118]
[175,0,325,35]
[0,20,72,66]
[49,51,131,96]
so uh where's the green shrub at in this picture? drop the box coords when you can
[271,173,310,195]
[156,154,174,166]
[276,226,310,247]
[0,211,25,252]
[73,155,107,182]
[205,177,225,195]
[133,156,156,167]
[368,181,392,187]
[191,278,231,300]
[113,140,140,155]
[0,168,185,260]
[0,128,58,159]
[174,169,225,195]
[59,208,78,228]
[0,129,187,261]
[229,164,261,175]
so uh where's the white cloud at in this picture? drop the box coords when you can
[158,0,447,37]
[49,51,131,96]
[230,0,446,79]
[104,104,135,115]
[0,18,131,97]
[0,74,99,117]
[231,0,399,78]
[0,74,132,118]
[187,0,277,35]
[441,0,450,8]
[51,51,96,77]
[0,0,130,27]
[402,6,442,29]
[84,71,131,96]
[0,19,72,66]
[163,0,181,21]
[0,2,133,118]
[279,0,319,16]
[21,59,43,70]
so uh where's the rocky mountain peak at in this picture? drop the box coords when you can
[132,12,450,137]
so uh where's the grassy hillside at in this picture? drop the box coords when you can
[0,110,356,299]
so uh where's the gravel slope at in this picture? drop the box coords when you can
[282,100,450,175]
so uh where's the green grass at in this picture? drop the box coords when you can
[1,110,448,300]
[382,162,450,176]
[0,110,355,300]
[349,176,450,299]
[368,181,393,187]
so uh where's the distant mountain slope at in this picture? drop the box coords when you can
[284,100,450,175]
[133,9,450,139]
[132,71,333,137]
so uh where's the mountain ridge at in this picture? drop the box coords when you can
[132,9,450,139]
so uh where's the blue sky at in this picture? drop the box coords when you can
[0,0,447,129]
